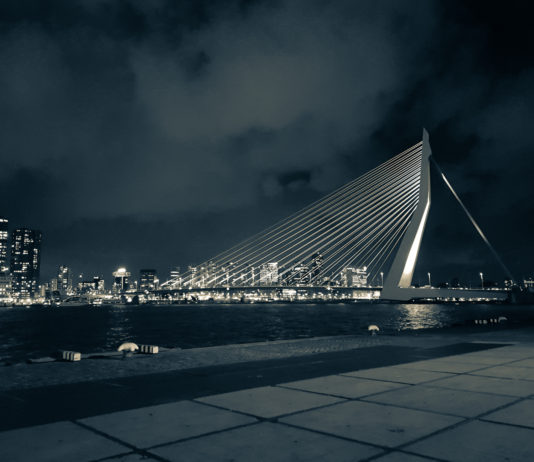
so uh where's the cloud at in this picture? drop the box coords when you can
[0,0,532,281]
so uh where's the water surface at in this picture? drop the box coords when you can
[1,302,533,363]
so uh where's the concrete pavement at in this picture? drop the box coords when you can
[2,336,534,461]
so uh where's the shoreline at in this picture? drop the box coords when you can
[2,324,534,393]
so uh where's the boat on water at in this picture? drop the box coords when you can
[56,296,92,307]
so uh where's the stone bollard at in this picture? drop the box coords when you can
[61,350,81,362]
[139,344,159,354]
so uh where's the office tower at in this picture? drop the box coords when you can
[112,267,130,293]
[57,265,72,294]
[310,252,323,284]
[140,269,158,291]
[341,266,368,287]
[10,228,42,298]
[79,276,104,293]
[259,262,279,285]
[287,264,310,286]
[0,217,8,272]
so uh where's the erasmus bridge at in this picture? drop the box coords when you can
[160,130,512,302]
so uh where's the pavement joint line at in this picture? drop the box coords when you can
[362,448,449,462]
[276,419,390,452]
[192,393,349,421]
[478,417,534,432]
[143,420,263,451]
[71,419,169,462]
[468,371,534,382]
[464,371,534,382]
[348,394,478,420]
[337,370,457,386]
[89,450,162,462]
[422,381,534,398]
[377,394,534,454]
[189,397,267,419]
[274,380,414,401]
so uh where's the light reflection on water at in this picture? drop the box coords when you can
[0,302,533,363]
[396,304,450,330]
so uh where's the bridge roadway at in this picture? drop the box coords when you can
[150,286,510,302]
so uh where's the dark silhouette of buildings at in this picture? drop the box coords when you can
[140,269,158,291]
[0,217,8,273]
[10,228,42,298]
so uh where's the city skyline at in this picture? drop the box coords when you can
[0,1,533,284]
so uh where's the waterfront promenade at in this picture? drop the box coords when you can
[1,327,534,461]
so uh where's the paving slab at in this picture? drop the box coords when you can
[0,421,127,462]
[426,374,534,397]
[470,365,534,381]
[483,399,534,428]
[406,420,534,461]
[396,358,486,373]
[196,386,343,418]
[80,400,256,448]
[152,421,381,462]
[279,374,406,398]
[280,400,462,448]
[341,366,453,384]
[363,384,516,417]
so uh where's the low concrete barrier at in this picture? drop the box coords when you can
[139,344,159,354]
[61,351,81,362]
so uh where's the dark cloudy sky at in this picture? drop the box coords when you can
[1,0,532,285]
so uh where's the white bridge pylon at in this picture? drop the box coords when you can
[163,129,510,301]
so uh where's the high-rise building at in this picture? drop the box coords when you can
[112,267,130,293]
[310,253,323,284]
[140,269,158,291]
[259,262,279,285]
[79,276,105,293]
[0,217,8,273]
[0,272,11,299]
[287,264,310,286]
[10,228,42,298]
[57,265,71,294]
[341,266,368,287]
[169,266,181,288]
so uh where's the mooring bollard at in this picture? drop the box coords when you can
[61,350,81,362]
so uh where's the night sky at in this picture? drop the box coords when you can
[0,0,532,286]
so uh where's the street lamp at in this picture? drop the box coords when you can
[427,272,431,287]
[380,272,384,287]
[479,272,484,289]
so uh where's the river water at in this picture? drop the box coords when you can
[1,302,533,363]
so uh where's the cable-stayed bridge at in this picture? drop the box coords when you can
[160,130,511,302]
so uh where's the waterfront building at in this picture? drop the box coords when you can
[112,267,130,293]
[0,217,10,299]
[0,272,12,299]
[259,262,279,285]
[310,252,323,284]
[341,266,368,287]
[248,266,257,286]
[188,265,199,288]
[79,276,105,294]
[10,228,42,298]
[0,217,8,272]
[287,264,311,286]
[57,265,72,294]
[140,269,158,291]
[169,266,181,288]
